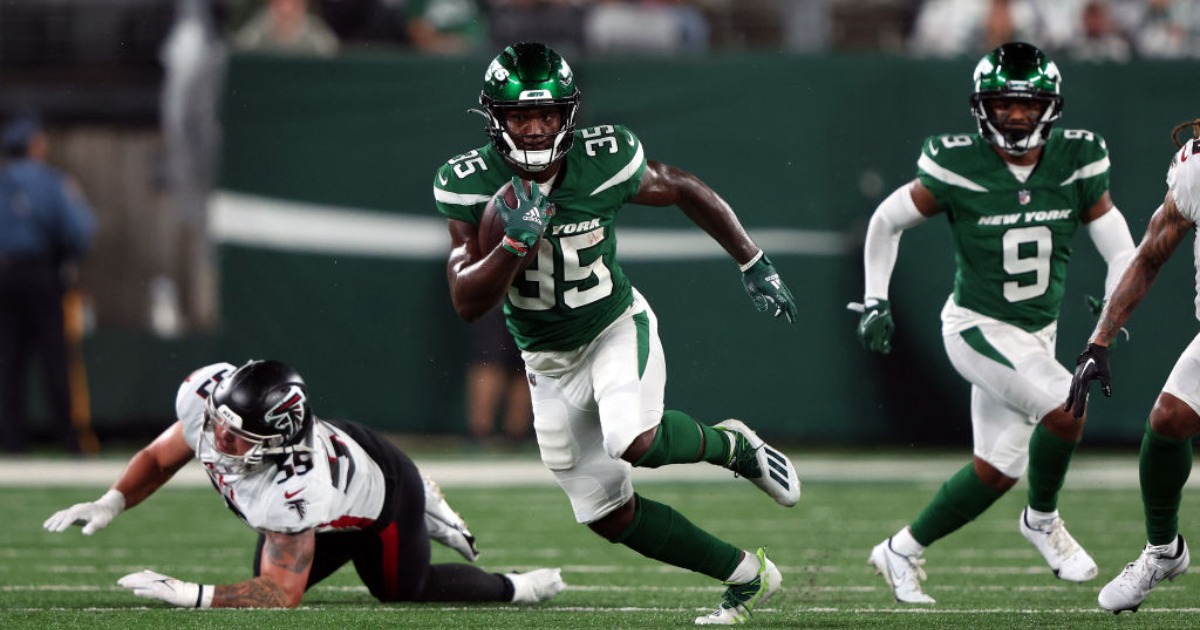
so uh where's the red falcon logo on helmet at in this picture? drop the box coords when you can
[265,385,307,435]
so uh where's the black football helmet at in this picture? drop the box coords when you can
[202,359,313,473]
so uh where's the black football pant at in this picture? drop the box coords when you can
[254,425,513,602]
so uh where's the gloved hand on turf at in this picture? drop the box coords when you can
[43,489,125,536]
[847,298,894,354]
[1086,294,1131,345]
[118,570,213,608]
[1064,342,1112,419]
[498,176,549,255]
[741,253,797,323]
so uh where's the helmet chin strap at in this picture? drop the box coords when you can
[976,95,1058,157]
[986,120,1048,156]
[501,130,568,172]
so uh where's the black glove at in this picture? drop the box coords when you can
[1064,343,1111,419]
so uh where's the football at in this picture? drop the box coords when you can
[479,179,541,264]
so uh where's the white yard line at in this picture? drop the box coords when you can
[0,454,1168,489]
[6,603,1200,615]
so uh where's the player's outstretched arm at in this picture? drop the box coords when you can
[851,181,936,354]
[43,421,193,536]
[631,160,797,322]
[1090,194,1191,347]
[118,529,314,608]
[1065,193,1193,418]
[213,530,314,608]
[631,160,758,261]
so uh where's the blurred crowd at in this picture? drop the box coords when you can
[908,0,1200,62]
[213,0,816,57]
[206,0,1200,61]
[7,0,1200,64]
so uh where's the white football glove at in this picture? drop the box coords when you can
[422,475,479,562]
[43,489,125,536]
[506,568,566,603]
[117,570,213,608]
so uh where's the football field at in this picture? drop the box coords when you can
[1,451,1197,629]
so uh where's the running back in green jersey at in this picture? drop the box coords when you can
[916,128,1110,331]
[433,124,648,351]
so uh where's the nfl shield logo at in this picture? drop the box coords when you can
[1018,190,1032,205]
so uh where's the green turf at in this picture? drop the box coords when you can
[2,473,1197,629]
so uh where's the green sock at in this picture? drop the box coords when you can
[634,410,730,469]
[1140,424,1193,546]
[909,462,1006,546]
[1026,423,1078,513]
[613,494,741,581]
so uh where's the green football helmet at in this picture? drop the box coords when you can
[479,42,580,172]
[970,42,1063,156]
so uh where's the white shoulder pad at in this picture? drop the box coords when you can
[1168,139,1200,222]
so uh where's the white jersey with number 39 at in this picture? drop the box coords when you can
[1166,138,1200,320]
[175,363,386,534]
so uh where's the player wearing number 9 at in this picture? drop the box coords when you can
[854,42,1137,604]
[44,359,565,608]
[434,42,800,625]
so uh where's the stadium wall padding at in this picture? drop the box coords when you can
[85,52,1200,445]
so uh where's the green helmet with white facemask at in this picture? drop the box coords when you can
[479,42,581,172]
[970,42,1063,156]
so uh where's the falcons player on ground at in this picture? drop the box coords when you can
[44,359,564,608]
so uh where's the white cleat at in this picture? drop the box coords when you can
[507,568,566,603]
[1099,535,1190,613]
[715,419,801,507]
[423,475,480,562]
[695,547,781,625]
[868,538,935,604]
[1018,508,1097,582]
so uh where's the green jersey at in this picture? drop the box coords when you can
[917,128,1110,331]
[434,124,648,351]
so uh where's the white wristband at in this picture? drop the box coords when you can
[198,584,214,609]
[738,250,764,273]
[97,489,126,513]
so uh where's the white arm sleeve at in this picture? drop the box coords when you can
[1086,207,1136,298]
[863,183,929,299]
